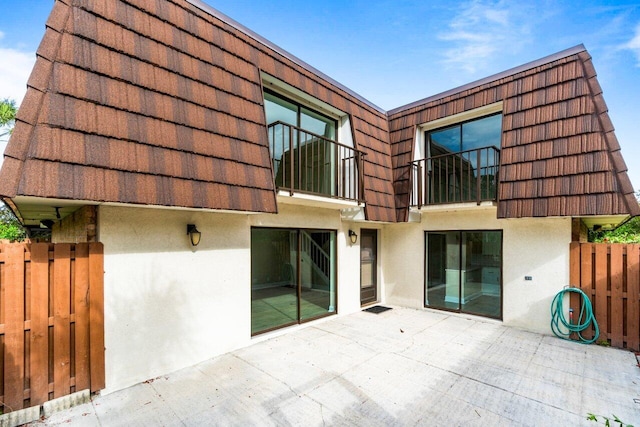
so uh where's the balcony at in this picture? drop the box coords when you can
[268,121,364,203]
[410,146,500,207]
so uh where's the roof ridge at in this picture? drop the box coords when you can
[387,44,587,116]
[185,1,588,120]
[185,0,386,114]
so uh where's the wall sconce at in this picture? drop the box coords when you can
[40,219,55,229]
[348,229,358,244]
[187,224,201,246]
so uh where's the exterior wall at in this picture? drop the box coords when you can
[97,203,363,394]
[382,207,571,334]
[51,205,97,243]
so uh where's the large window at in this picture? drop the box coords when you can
[264,90,337,140]
[251,228,336,335]
[264,90,340,197]
[420,114,502,204]
[426,113,501,155]
[425,230,502,319]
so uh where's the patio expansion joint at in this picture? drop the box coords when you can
[435,363,584,421]
[145,381,188,427]
[230,350,339,399]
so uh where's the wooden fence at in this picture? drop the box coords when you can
[0,243,104,413]
[569,242,640,351]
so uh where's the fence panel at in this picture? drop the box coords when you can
[0,243,104,413]
[570,242,640,351]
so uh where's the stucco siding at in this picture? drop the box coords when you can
[98,204,364,394]
[382,207,571,334]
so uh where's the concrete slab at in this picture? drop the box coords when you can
[27,307,640,426]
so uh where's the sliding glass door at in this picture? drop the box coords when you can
[251,228,336,335]
[425,230,502,319]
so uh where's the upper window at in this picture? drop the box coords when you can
[264,90,336,140]
[412,113,503,206]
[426,113,502,157]
[262,87,362,202]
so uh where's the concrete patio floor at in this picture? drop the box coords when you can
[32,307,639,426]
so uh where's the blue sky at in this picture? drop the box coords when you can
[1,0,639,189]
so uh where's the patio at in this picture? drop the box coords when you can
[33,307,639,426]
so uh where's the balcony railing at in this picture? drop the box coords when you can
[410,146,500,207]
[268,121,364,203]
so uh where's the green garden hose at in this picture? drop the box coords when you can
[550,287,599,344]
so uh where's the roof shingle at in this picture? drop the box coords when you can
[1,1,637,224]
[388,47,639,221]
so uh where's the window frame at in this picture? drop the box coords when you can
[423,229,503,320]
[425,112,502,158]
[250,226,338,336]
[264,88,338,141]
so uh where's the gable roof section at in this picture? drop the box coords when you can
[0,0,397,222]
[388,45,639,222]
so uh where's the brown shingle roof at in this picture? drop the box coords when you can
[0,0,396,220]
[388,46,639,221]
[1,2,636,225]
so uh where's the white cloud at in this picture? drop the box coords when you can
[0,47,36,105]
[621,23,640,66]
[438,0,533,73]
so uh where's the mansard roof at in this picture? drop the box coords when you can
[1,0,637,225]
[0,0,395,222]
[388,45,640,222]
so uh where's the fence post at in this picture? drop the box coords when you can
[53,244,72,398]
[628,245,640,351]
[30,243,51,405]
[610,245,624,348]
[74,243,91,391]
[89,242,105,391]
[4,245,26,411]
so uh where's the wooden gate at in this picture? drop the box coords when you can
[569,242,640,351]
[0,243,104,413]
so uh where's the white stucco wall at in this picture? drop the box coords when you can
[98,204,364,394]
[382,207,572,334]
[98,201,570,394]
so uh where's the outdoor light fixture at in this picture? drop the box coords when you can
[187,224,201,246]
[40,219,55,229]
[348,229,358,244]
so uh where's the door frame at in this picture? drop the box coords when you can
[423,229,503,319]
[360,228,379,306]
[250,227,338,336]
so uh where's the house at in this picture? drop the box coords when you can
[1,0,638,395]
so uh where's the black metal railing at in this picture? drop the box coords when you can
[410,146,500,207]
[268,121,364,202]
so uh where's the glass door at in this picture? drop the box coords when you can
[251,228,336,335]
[251,229,298,334]
[425,230,502,319]
[360,229,378,305]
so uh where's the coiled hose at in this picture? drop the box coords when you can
[550,287,599,344]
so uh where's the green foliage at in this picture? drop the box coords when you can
[587,413,633,427]
[0,98,16,138]
[0,98,24,242]
[589,215,640,243]
[589,191,640,243]
[0,202,27,242]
